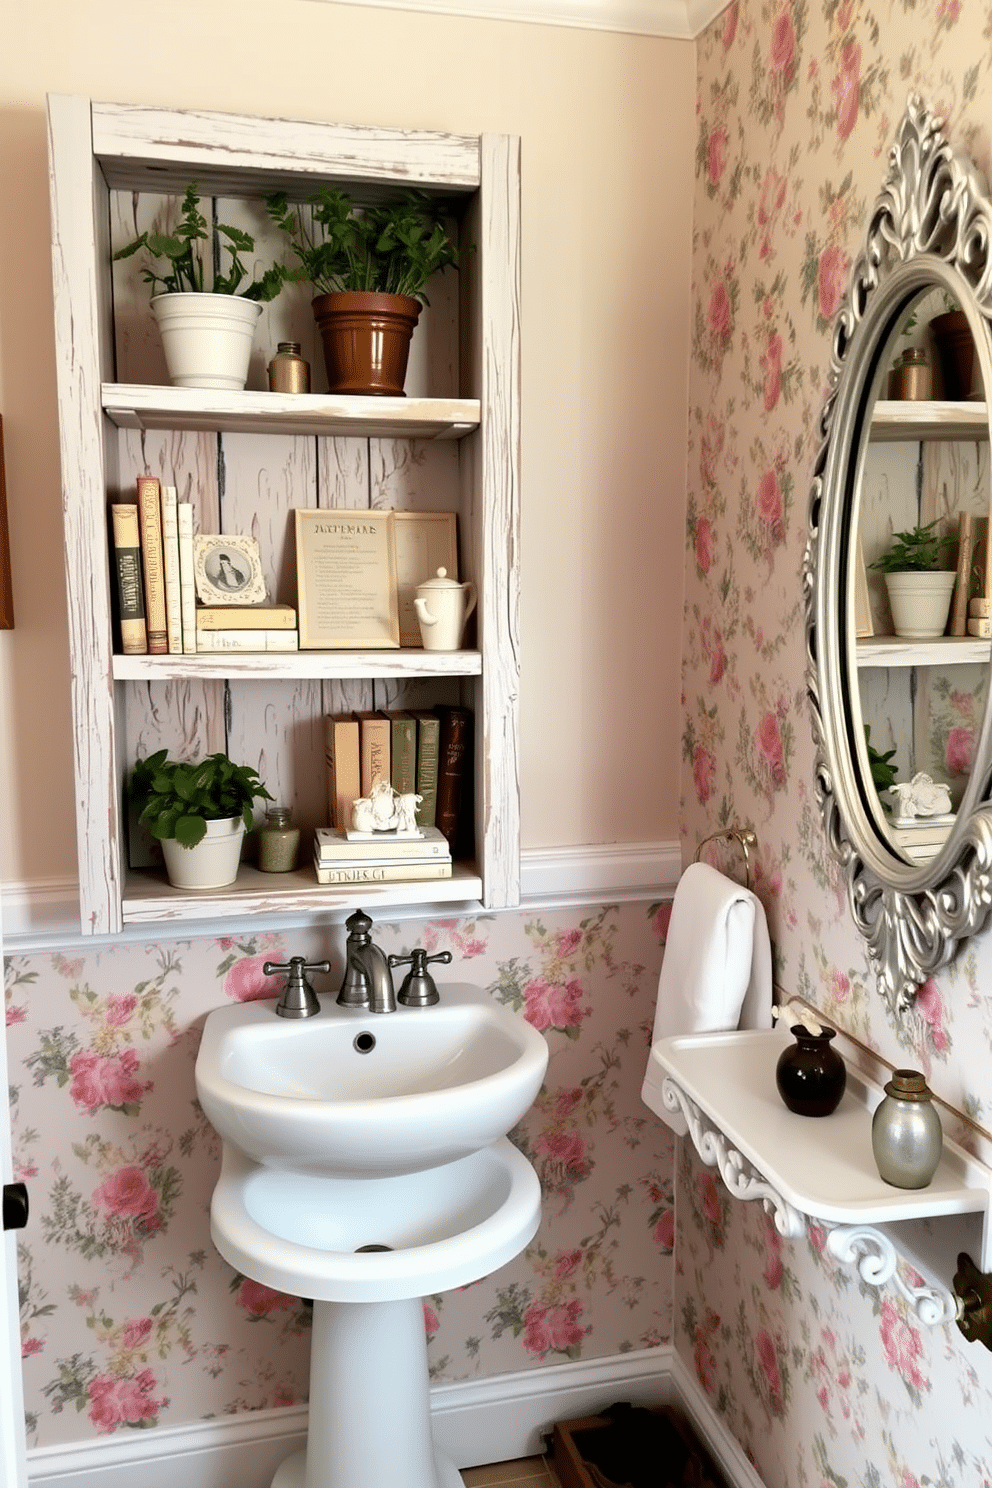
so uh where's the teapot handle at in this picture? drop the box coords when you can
[463,581,478,621]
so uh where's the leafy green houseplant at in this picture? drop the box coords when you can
[869,519,956,640]
[868,519,953,573]
[266,188,459,302]
[114,184,284,392]
[265,187,460,395]
[115,183,285,301]
[131,750,274,891]
[131,750,272,848]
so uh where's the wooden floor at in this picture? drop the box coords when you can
[462,1456,561,1488]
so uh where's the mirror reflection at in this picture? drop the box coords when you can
[850,287,991,868]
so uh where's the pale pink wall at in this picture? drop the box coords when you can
[682,2,992,1483]
[0,0,694,886]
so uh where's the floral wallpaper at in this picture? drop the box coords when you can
[684,0,992,1483]
[4,903,673,1448]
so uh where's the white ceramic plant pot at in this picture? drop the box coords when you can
[160,817,246,890]
[151,293,263,391]
[884,570,956,640]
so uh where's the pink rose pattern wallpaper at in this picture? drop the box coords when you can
[4,906,673,1448]
[683,0,992,1482]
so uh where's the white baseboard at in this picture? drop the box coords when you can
[25,1345,763,1488]
[2,843,682,950]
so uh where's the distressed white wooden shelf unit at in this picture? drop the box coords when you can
[644,1029,992,1328]
[47,95,521,936]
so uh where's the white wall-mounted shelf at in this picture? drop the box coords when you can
[855,634,991,668]
[102,385,480,440]
[643,1028,992,1326]
[871,399,989,441]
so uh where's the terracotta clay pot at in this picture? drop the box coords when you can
[930,309,977,399]
[312,291,421,396]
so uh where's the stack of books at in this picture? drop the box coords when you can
[324,704,472,849]
[313,824,453,885]
[109,475,299,654]
[889,814,955,863]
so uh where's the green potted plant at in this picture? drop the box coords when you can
[115,183,285,392]
[130,749,273,890]
[868,518,956,639]
[265,187,460,396]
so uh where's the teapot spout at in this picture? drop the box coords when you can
[414,596,436,627]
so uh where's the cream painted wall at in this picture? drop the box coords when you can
[0,0,694,886]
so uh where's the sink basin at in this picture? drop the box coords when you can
[195,982,549,1177]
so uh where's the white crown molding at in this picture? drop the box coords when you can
[301,0,729,40]
[1,842,682,950]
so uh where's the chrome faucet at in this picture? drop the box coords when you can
[337,909,396,1014]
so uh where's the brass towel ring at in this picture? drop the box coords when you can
[694,827,757,890]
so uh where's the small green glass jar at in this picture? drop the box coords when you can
[258,805,300,873]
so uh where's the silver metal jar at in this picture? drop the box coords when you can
[871,1069,943,1188]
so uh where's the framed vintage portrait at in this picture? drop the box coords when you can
[295,508,400,649]
[392,511,458,646]
[193,534,267,606]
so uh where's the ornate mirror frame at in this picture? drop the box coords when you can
[806,95,992,1014]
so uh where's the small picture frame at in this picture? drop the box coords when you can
[193,534,267,606]
[393,511,458,647]
[295,508,400,649]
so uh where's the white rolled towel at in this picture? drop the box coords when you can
[642,861,772,1133]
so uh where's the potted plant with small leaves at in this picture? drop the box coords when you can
[115,183,285,391]
[868,519,956,639]
[265,187,460,395]
[130,749,273,890]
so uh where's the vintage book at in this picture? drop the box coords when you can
[409,710,440,829]
[325,713,362,831]
[315,824,451,862]
[434,704,473,853]
[195,629,299,651]
[354,710,391,797]
[312,857,453,885]
[109,502,147,655]
[136,475,168,654]
[949,511,975,637]
[970,597,991,619]
[196,604,297,631]
[177,501,197,655]
[160,483,182,654]
[890,820,955,847]
[387,710,417,795]
[967,616,992,638]
[295,508,400,649]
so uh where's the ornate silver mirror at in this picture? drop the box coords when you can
[806,95,992,1014]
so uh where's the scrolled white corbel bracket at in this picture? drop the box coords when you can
[661,1074,960,1327]
[661,1077,806,1239]
[823,1223,959,1327]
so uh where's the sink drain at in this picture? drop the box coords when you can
[355,1243,393,1253]
[353,1031,376,1054]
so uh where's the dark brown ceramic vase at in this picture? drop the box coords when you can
[775,1025,847,1117]
[312,291,421,396]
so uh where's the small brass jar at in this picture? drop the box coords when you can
[871,1069,943,1188]
[268,341,310,394]
[888,346,931,401]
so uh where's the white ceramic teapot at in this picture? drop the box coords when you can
[413,568,477,651]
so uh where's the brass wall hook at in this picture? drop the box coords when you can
[953,1253,992,1349]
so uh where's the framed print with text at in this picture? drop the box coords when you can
[295,509,400,649]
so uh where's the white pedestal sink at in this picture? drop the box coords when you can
[195,984,549,1488]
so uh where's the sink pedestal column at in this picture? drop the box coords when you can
[272,1297,459,1488]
